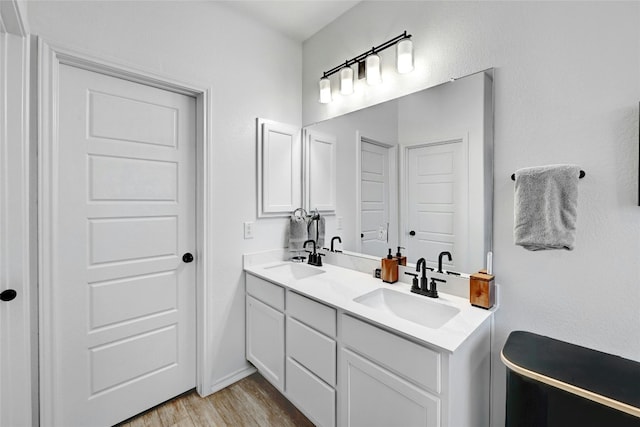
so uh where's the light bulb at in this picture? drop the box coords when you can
[318,77,331,104]
[396,38,414,74]
[339,66,354,95]
[365,54,382,85]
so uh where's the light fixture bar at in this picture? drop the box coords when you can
[321,31,412,80]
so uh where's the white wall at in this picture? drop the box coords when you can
[26,0,302,392]
[303,2,640,425]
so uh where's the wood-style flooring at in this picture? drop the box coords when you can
[116,373,314,427]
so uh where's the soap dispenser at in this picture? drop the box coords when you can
[395,246,407,266]
[381,248,398,284]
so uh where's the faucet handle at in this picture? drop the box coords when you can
[427,277,446,298]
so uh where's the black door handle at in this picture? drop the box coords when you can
[182,253,194,263]
[361,233,364,238]
[0,289,17,302]
[409,230,416,236]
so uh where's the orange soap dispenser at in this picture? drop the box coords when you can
[381,248,399,283]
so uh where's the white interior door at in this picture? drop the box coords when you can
[46,63,197,426]
[360,140,392,257]
[406,140,468,271]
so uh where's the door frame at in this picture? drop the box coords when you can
[354,132,398,254]
[400,135,469,261]
[38,40,215,425]
[0,4,36,425]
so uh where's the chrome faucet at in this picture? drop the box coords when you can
[438,251,452,273]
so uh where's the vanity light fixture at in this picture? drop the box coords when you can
[339,63,354,95]
[365,53,382,85]
[396,37,414,74]
[318,76,331,104]
[318,31,413,103]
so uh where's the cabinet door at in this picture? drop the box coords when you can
[304,130,336,213]
[340,349,440,427]
[246,295,285,391]
[257,118,302,217]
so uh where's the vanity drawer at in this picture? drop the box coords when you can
[287,317,336,386]
[287,291,336,338]
[246,273,284,311]
[286,357,336,427]
[342,314,441,393]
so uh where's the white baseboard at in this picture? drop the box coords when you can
[206,365,257,396]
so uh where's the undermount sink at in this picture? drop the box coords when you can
[264,262,325,280]
[354,288,460,329]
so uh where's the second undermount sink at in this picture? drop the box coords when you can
[264,262,325,280]
[354,288,460,329]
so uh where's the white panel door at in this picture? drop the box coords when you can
[360,141,391,257]
[406,141,468,271]
[49,64,196,426]
[305,130,336,213]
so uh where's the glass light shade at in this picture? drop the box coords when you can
[318,77,331,103]
[339,66,354,95]
[396,38,414,74]
[365,54,382,85]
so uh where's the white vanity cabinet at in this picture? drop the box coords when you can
[245,273,337,427]
[286,291,337,427]
[340,315,441,426]
[245,270,491,427]
[340,314,491,427]
[246,274,285,391]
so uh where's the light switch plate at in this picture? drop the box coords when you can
[244,221,254,239]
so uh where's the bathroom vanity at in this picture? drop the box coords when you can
[244,252,494,427]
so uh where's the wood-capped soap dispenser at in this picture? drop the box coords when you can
[381,249,398,283]
[470,270,495,309]
[395,246,407,266]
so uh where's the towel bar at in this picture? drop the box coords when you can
[511,170,585,181]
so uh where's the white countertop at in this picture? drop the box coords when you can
[244,259,494,353]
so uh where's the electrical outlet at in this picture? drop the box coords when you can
[244,221,254,239]
[337,216,343,230]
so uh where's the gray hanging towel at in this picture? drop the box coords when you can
[307,213,325,248]
[514,164,581,250]
[289,213,308,252]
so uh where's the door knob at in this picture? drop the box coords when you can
[361,233,364,238]
[0,289,17,302]
[182,253,194,263]
[409,230,416,236]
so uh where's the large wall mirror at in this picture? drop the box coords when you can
[304,70,494,273]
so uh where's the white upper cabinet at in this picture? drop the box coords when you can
[257,118,302,217]
[257,119,336,217]
[304,129,336,213]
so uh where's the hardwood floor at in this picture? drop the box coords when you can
[116,373,314,427]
